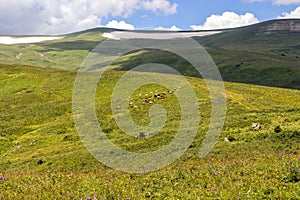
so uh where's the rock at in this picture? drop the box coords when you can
[252,123,261,130]
[30,140,37,146]
[37,160,44,165]
[138,132,147,138]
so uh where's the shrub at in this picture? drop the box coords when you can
[227,136,236,142]
[274,126,282,133]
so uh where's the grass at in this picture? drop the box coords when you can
[0,19,300,199]
[113,47,300,89]
[0,31,104,70]
[0,64,299,199]
[112,19,300,89]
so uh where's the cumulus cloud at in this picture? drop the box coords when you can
[190,12,259,30]
[142,0,178,14]
[279,6,300,18]
[0,0,177,35]
[245,0,265,2]
[103,20,135,30]
[274,0,300,4]
[155,25,181,31]
[246,0,300,5]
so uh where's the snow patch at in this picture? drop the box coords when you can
[102,31,222,40]
[102,33,121,40]
[0,36,62,44]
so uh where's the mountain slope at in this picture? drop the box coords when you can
[194,20,300,89]
[0,19,300,89]
[0,29,105,70]
[115,19,300,89]
[196,19,300,50]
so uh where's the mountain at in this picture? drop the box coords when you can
[193,19,300,89]
[196,19,300,48]
[0,19,300,89]
[116,19,300,89]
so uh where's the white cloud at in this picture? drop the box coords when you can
[142,0,178,14]
[190,12,259,30]
[103,20,135,30]
[246,0,300,5]
[279,6,300,18]
[245,0,265,2]
[155,25,181,31]
[0,0,177,35]
[274,0,300,4]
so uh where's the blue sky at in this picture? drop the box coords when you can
[108,0,300,30]
[1,0,300,35]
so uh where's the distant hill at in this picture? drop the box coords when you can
[0,19,300,89]
[194,19,300,89]
[196,19,300,49]
[115,19,300,89]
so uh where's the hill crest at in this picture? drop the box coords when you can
[258,19,300,32]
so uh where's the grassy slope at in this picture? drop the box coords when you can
[114,19,300,89]
[0,65,299,199]
[0,30,105,70]
[195,19,300,89]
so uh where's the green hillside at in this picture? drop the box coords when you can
[195,19,300,89]
[0,64,299,199]
[0,19,300,89]
[0,19,300,199]
[0,29,105,70]
[115,19,300,89]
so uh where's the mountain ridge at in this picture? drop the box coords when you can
[64,18,300,35]
[3,18,300,37]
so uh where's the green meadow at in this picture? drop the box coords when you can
[0,64,299,199]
